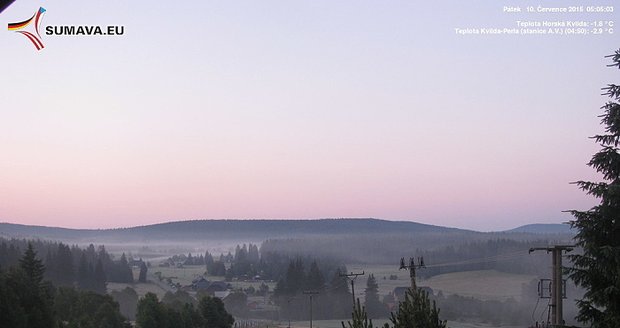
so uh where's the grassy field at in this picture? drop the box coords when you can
[107,264,278,301]
[423,270,535,301]
[152,265,207,286]
[143,264,534,302]
[151,265,278,291]
[348,265,536,301]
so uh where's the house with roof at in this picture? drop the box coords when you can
[191,277,211,290]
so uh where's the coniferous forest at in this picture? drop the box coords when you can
[0,240,236,328]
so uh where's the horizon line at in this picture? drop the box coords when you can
[0,217,569,232]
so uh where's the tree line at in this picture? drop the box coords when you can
[260,237,560,277]
[201,243,345,283]
[135,292,233,328]
[272,258,353,320]
[1,238,136,293]
[0,243,130,327]
[0,241,236,328]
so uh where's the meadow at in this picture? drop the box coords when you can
[348,264,536,302]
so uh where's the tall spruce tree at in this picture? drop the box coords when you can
[0,266,28,326]
[388,289,446,328]
[568,49,620,327]
[199,296,234,328]
[17,243,55,328]
[306,261,326,291]
[139,261,148,283]
[342,288,446,328]
[118,253,134,283]
[136,292,167,328]
[19,243,45,286]
[55,243,74,287]
[341,299,378,328]
[364,274,384,318]
[94,258,107,294]
[329,267,352,319]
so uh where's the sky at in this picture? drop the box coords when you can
[0,0,618,231]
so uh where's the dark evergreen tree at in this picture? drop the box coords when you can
[136,292,167,328]
[0,267,28,327]
[210,261,227,276]
[205,251,215,273]
[98,245,113,267]
[185,253,194,265]
[19,243,45,286]
[248,244,260,263]
[139,261,148,283]
[196,254,205,266]
[94,258,107,293]
[274,258,306,300]
[118,253,134,283]
[110,287,139,321]
[162,290,197,309]
[44,248,55,282]
[0,242,21,269]
[342,299,381,328]
[568,49,620,327]
[287,258,305,294]
[364,274,385,318]
[85,243,97,263]
[199,296,234,328]
[17,244,55,328]
[55,243,74,287]
[388,289,446,328]
[230,244,253,276]
[329,267,352,319]
[179,303,204,328]
[54,287,130,328]
[78,253,94,291]
[306,261,326,291]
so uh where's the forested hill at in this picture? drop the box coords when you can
[0,218,475,242]
[505,223,573,234]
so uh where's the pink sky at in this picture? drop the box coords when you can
[0,0,614,231]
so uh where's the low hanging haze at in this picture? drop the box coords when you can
[1,0,617,231]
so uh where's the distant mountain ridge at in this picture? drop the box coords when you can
[505,223,574,234]
[0,218,476,242]
[0,219,575,244]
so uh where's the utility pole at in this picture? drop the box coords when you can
[529,245,574,327]
[399,257,426,291]
[286,297,295,328]
[303,290,319,328]
[339,271,365,310]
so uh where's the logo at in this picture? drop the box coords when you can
[8,7,46,51]
[7,7,125,51]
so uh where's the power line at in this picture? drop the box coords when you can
[400,257,426,291]
[424,250,529,268]
[339,271,365,311]
[529,245,574,327]
[303,290,319,328]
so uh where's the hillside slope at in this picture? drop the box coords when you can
[0,218,473,242]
